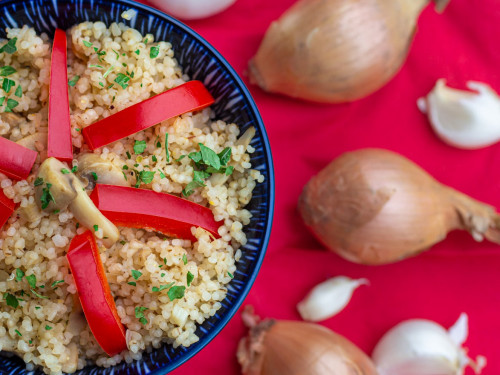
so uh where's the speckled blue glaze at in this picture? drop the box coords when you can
[0,1,274,373]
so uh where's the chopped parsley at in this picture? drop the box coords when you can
[68,75,80,87]
[98,82,104,87]
[187,271,194,287]
[2,78,15,93]
[112,49,120,59]
[30,289,48,299]
[103,66,114,79]
[159,171,166,179]
[182,254,188,265]
[174,155,186,162]
[135,306,149,325]
[0,97,4,106]
[51,280,64,288]
[14,85,22,98]
[138,170,155,185]
[25,274,37,289]
[93,224,98,232]
[0,38,17,54]
[60,168,70,174]
[152,155,157,162]
[96,50,106,62]
[15,329,22,337]
[35,306,41,310]
[15,269,24,281]
[182,180,205,197]
[83,40,93,47]
[127,282,136,286]
[0,66,16,77]
[45,325,52,331]
[150,46,159,59]
[164,258,167,266]
[4,293,18,308]
[160,273,165,277]
[122,165,129,170]
[40,183,55,209]
[228,272,234,279]
[76,223,80,229]
[126,151,132,159]
[114,73,130,89]
[71,165,78,173]
[134,49,140,55]
[91,172,98,181]
[131,270,142,280]
[152,282,174,293]
[53,210,60,214]
[34,179,44,188]
[29,340,32,344]
[133,140,147,154]
[120,240,127,245]
[5,98,19,112]
[164,133,170,162]
[167,286,185,301]
[89,64,104,69]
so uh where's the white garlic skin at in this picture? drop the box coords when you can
[149,0,237,20]
[418,79,500,149]
[297,276,368,322]
[372,314,485,375]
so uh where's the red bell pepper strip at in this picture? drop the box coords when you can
[0,189,15,230]
[66,231,127,357]
[89,184,222,241]
[82,80,215,150]
[0,137,37,180]
[48,29,73,162]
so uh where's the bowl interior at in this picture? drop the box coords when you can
[0,1,274,374]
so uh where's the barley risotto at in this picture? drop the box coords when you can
[0,21,264,374]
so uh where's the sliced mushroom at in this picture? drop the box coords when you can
[209,126,256,186]
[35,157,119,247]
[16,131,48,152]
[77,153,131,190]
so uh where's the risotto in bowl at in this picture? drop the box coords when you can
[0,1,274,374]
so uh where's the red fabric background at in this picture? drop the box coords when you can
[137,0,500,373]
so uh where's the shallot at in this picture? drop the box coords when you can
[372,313,486,375]
[297,276,369,322]
[299,148,500,265]
[237,306,378,375]
[249,0,449,103]
[418,79,500,149]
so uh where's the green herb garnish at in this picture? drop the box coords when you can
[51,280,64,288]
[152,282,174,293]
[150,46,159,59]
[139,170,155,184]
[4,293,18,308]
[0,97,4,106]
[152,155,157,162]
[133,140,147,154]
[40,183,55,209]
[134,49,140,55]
[126,151,132,159]
[14,85,22,98]
[25,274,37,289]
[135,306,149,325]
[89,64,104,69]
[175,155,186,162]
[98,82,104,87]
[114,73,130,89]
[93,224,98,232]
[71,165,78,173]
[83,40,93,47]
[34,177,44,186]
[60,168,70,174]
[103,66,114,79]
[127,282,136,286]
[131,270,142,280]
[91,172,98,181]
[5,98,19,112]
[112,49,120,59]
[30,289,48,299]
[182,181,205,197]
[182,254,188,265]
[167,285,185,301]
[165,133,170,162]
[0,66,16,77]
[68,75,80,87]
[35,306,41,310]
[15,329,22,336]
[160,273,165,277]
[218,147,232,166]
[159,171,166,179]
[15,269,24,281]
[0,37,17,54]
[2,78,15,93]
[187,271,194,287]
[45,325,52,331]
[228,272,234,279]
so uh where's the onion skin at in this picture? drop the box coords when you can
[237,307,378,375]
[249,0,449,103]
[299,149,500,265]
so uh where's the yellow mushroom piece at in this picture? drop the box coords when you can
[35,157,119,247]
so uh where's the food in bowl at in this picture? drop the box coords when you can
[0,21,264,374]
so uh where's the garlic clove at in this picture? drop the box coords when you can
[372,314,486,375]
[297,276,368,322]
[419,79,500,149]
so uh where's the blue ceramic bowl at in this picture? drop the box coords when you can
[0,1,274,374]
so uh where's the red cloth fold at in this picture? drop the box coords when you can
[138,0,500,373]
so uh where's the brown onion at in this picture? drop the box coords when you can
[249,0,449,103]
[237,306,378,375]
[299,148,500,265]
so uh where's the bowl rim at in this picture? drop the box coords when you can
[0,0,275,373]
